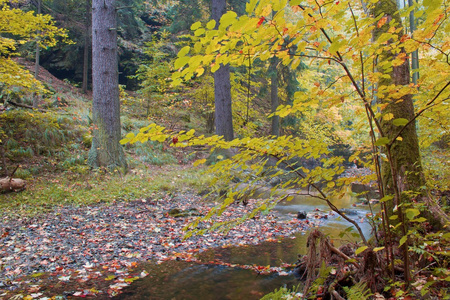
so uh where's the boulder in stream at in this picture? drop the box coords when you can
[168,208,202,218]
[297,211,307,219]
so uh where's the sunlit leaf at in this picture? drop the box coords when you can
[355,246,368,255]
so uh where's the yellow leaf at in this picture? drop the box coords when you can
[196,67,205,76]
[178,46,190,57]
[191,21,201,30]
[193,159,206,166]
[383,113,394,121]
[206,20,216,30]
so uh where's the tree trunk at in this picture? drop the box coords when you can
[212,0,234,141]
[82,0,91,94]
[88,0,127,172]
[33,0,41,109]
[270,57,280,137]
[372,0,425,205]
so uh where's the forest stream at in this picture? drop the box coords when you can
[113,188,375,300]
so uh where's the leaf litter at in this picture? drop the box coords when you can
[0,192,314,298]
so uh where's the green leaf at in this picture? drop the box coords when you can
[380,195,394,203]
[399,235,408,247]
[191,21,201,30]
[373,247,385,252]
[178,46,190,57]
[393,118,409,126]
[174,56,190,69]
[355,246,368,255]
[289,0,301,5]
[328,39,346,54]
[410,217,427,223]
[405,208,420,220]
[375,137,390,146]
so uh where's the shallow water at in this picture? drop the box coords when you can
[114,260,298,300]
[114,191,376,299]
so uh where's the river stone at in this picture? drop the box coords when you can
[168,208,202,218]
[297,211,307,219]
[340,208,358,216]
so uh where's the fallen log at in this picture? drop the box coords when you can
[7,100,48,112]
[0,177,26,193]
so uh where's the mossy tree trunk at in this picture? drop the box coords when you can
[372,0,425,209]
[88,0,127,172]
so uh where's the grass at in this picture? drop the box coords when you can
[0,163,213,217]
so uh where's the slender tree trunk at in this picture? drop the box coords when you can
[88,0,127,172]
[33,0,41,108]
[408,0,419,85]
[270,57,280,137]
[212,0,233,141]
[82,0,91,94]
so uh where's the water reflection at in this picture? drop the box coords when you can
[113,260,297,300]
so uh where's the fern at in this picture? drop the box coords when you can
[343,282,372,300]
[307,262,332,299]
[260,284,302,300]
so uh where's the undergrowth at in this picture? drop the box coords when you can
[0,164,212,217]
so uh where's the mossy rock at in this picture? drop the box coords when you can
[206,148,237,165]
[82,133,93,148]
[168,208,202,218]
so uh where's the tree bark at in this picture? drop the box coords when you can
[270,56,280,137]
[33,0,41,109]
[88,0,127,172]
[82,0,91,94]
[372,0,425,204]
[212,0,234,141]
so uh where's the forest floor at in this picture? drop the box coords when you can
[0,185,314,299]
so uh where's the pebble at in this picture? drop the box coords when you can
[0,192,311,283]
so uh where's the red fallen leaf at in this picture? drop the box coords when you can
[40,260,49,265]
[172,136,178,144]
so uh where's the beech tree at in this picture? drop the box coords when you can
[0,0,67,95]
[125,0,450,296]
[87,0,127,172]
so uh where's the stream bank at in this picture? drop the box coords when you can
[0,183,374,299]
